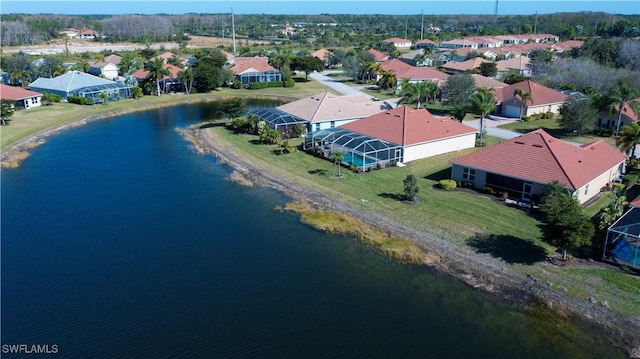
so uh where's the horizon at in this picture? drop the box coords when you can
[1,0,639,16]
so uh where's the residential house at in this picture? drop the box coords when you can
[415,39,437,50]
[131,63,184,93]
[367,48,390,63]
[29,71,132,101]
[439,39,479,50]
[450,129,626,204]
[598,97,640,129]
[340,106,477,163]
[88,62,119,80]
[59,28,79,38]
[312,48,333,67]
[496,80,569,118]
[0,84,43,109]
[380,58,449,89]
[226,57,281,86]
[79,29,97,39]
[382,37,413,49]
[470,74,508,90]
[496,56,531,77]
[440,58,492,75]
[276,91,387,132]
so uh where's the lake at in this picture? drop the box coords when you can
[0,101,625,358]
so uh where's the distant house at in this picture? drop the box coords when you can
[152,52,188,66]
[276,91,387,132]
[29,71,132,101]
[470,74,508,90]
[88,62,119,80]
[439,39,479,50]
[495,56,531,77]
[226,57,281,86]
[367,48,390,62]
[450,129,626,204]
[598,97,640,129]
[340,106,477,163]
[380,58,449,89]
[79,29,97,39]
[131,63,184,93]
[382,37,413,49]
[440,58,492,75]
[495,80,569,118]
[312,48,333,67]
[414,39,437,50]
[0,84,43,109]
[59,28,79,38]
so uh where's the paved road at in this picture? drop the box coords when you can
[309,71,403,109]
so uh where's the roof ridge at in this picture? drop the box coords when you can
[310,92,329,121]
[538,130,577,189]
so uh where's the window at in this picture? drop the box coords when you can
[462,168,475,181]
[315,123,320,131]
[584,184,589,195]
[330,121,335,128]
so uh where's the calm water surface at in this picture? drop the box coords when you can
[1,102,625,358]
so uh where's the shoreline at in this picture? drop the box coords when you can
[189,124,640,356]
[3,101,639,356]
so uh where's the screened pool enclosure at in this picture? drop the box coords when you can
[70,82,133,103]
[304,128,403,171]
[251,108,307,136]
[604,207,640,270]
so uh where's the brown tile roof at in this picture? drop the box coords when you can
[340,106,476,146]
[383,37,412,45]
[312,48,332,60]
[495,56,530,71]
[497,80,568,105]
[416,39,437,46]
[227,57,277,75]
[0,84,42,100]
[615,97,640,122]
[470,74,507,89]
[451,129,626,190]
[276,91,386,123]
[441,58,491,72]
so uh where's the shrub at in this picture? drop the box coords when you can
[248,81,284,90]
[231,79,242,89]
[542,111,554,119]
[622,173,639,186]
[627,157,640,169]
[521,115,533,122]
[283,79,295,88]
[612,182,626,190]
[439,179,457,191]
[483,186,495,195]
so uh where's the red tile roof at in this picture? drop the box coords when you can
[415,39,437,46]
[131,63,183,80]
[614,97,640,122]
[340,106,476,146]
[394,66,449,84]
[497,80,568,105]
[227,57,277,75]
[383,37,412,45]
[441,57,491,72]
[367,48,390,62]
[451,129,626,190]
[380,58,413,72]
[0,84,42,100]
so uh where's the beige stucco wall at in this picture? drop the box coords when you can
[403,134,476,163]
[574,164,624,204]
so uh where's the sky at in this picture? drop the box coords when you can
[1,0,638,16]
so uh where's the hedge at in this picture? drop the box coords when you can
[248,81,284,89]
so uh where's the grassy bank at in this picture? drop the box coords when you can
[0,78,332,151]
[207,126,639,317]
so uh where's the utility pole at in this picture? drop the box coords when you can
[405,17,408,39]
[494,0,499,16]
[231,8,236,55]
[533,11,538,34]
[420,10,424,40]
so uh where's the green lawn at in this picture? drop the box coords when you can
[1,79,333,150]
[498,118,617,146]
[209,127,640,316]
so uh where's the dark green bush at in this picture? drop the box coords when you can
[483,186,495,195]
[248,81,284,89]
[622,173,639,187]
[283,79,295,88]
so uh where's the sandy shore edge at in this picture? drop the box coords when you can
[188,124,640,356]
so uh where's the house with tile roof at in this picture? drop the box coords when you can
[415,39,437,50]
[88,62,119,80]
[382,37,413,49]
[367,48,390,63]
[0,84,43,109]
[341,106,477,163]
[441,58,492,75]
[439,39,479,50]
[30,71,132,101]
[131,63,185,93]
[495,56,531,77]
[470,74,508,90]
[496,80,569,118]
[598,97,640,129]
[276,91,388,132]
[226,57,281,86]
[450,129,626,204]
[312,48,333,67]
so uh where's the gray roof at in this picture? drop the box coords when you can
[30,71,116,93]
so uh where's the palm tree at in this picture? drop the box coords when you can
[118,53,137,76]
[377,70,397,91]
[365,62,383,83]
[450,103,469,122]
[470,88,496,146]
[399,79,436,109]
[177,68,194,94]
[609,81,639,137]
[330,150,345,177]
[514,87,533,121]
[616,122,640,158]
[98,92,109,104]
[145,58,170,96]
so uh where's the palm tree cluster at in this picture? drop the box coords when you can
[399,79,439,109]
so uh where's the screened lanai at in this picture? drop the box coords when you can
[304,128,402,171]
[604,207,640,270]
[71,82,132,102]
[252,108,308,135]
